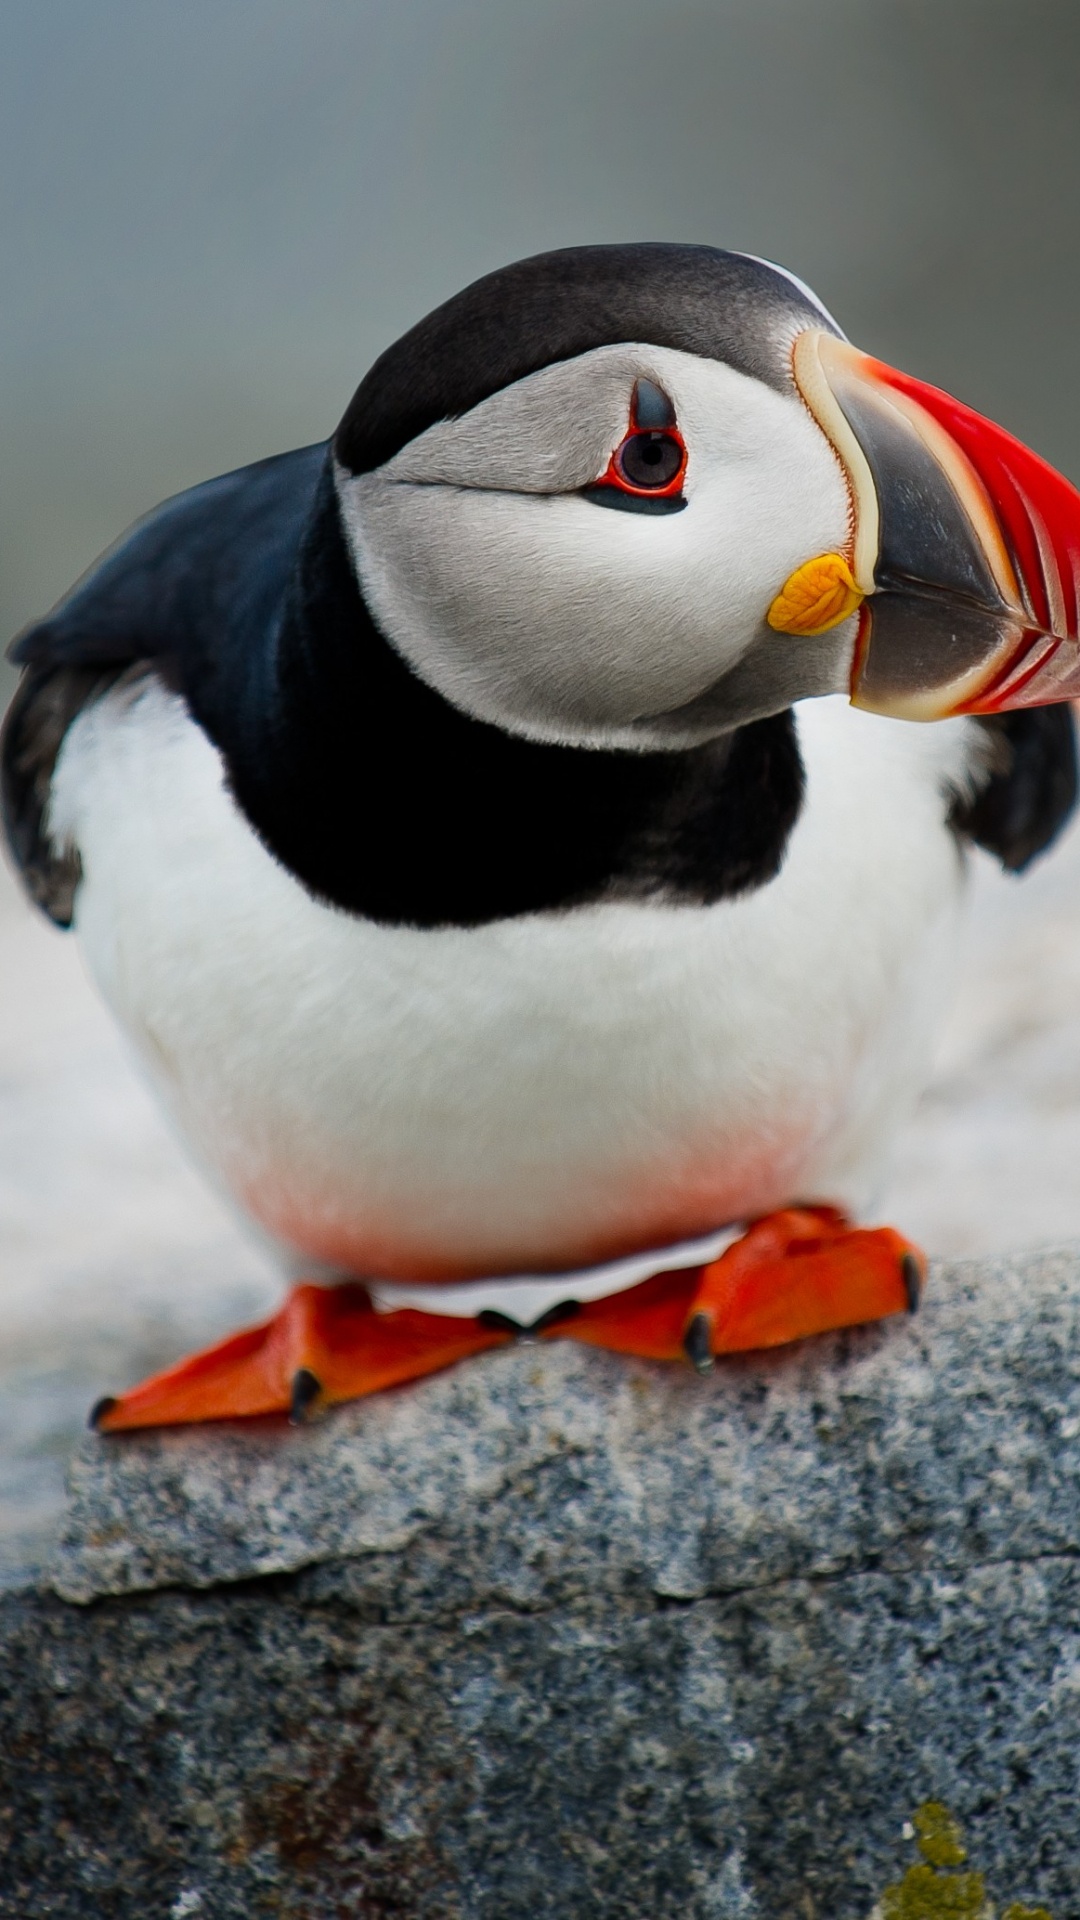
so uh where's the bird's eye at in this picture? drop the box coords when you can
[614,432,685,491]
[583,377,688,514]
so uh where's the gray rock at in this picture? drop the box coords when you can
[2,1247,1080,1916]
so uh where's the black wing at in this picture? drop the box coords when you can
[1,441,327,924]
[953,708,1078,873]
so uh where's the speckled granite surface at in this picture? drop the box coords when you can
[48,1250,1080,1606]
[1,1247,1077,1917]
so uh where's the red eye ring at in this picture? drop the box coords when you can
[605,427,688,497]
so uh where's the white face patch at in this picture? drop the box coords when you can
[336,343,856,750]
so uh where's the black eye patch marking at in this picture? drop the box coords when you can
[583,378,688,515]
[632,378,677,429]
[581,486,688,515]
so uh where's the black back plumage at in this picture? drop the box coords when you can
[3,442,325,921]
[950,706,1078,873]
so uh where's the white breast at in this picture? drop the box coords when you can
[49,679,979,1284]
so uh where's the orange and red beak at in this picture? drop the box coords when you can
[792,328,1080,719]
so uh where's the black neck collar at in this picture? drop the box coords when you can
[212,458,805,928]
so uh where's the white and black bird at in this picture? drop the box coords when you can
[5,244,1078,1428]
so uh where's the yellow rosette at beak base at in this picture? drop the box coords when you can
[767,551,864,637]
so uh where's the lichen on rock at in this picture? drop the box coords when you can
[911,1804,968,1871]
[875,1805,1051,1920]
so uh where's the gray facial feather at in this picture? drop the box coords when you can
[376,347,663,496]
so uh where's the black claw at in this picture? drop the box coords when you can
[683,1313,714,1374]
[477,1310,524,1335]
[528,1298,581,1334]
[901,1253,923,1315]
[289,1367,322,1424]
[88,1395,117,1431]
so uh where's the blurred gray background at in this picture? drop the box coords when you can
[4,0,1080,1578]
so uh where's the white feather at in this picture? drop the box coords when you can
[49,679,980,1308]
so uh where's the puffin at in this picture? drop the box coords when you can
[4,243,1078,1431]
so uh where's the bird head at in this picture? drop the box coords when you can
[330,244,1080,747]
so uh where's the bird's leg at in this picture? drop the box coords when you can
[538,1207,924,1368]
[91,1280,514,1431]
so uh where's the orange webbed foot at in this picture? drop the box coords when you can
[536,1206,924,1370]
[91,1281,514,1432]
[679,1206,924,1372]
[90,1211,925,1431]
